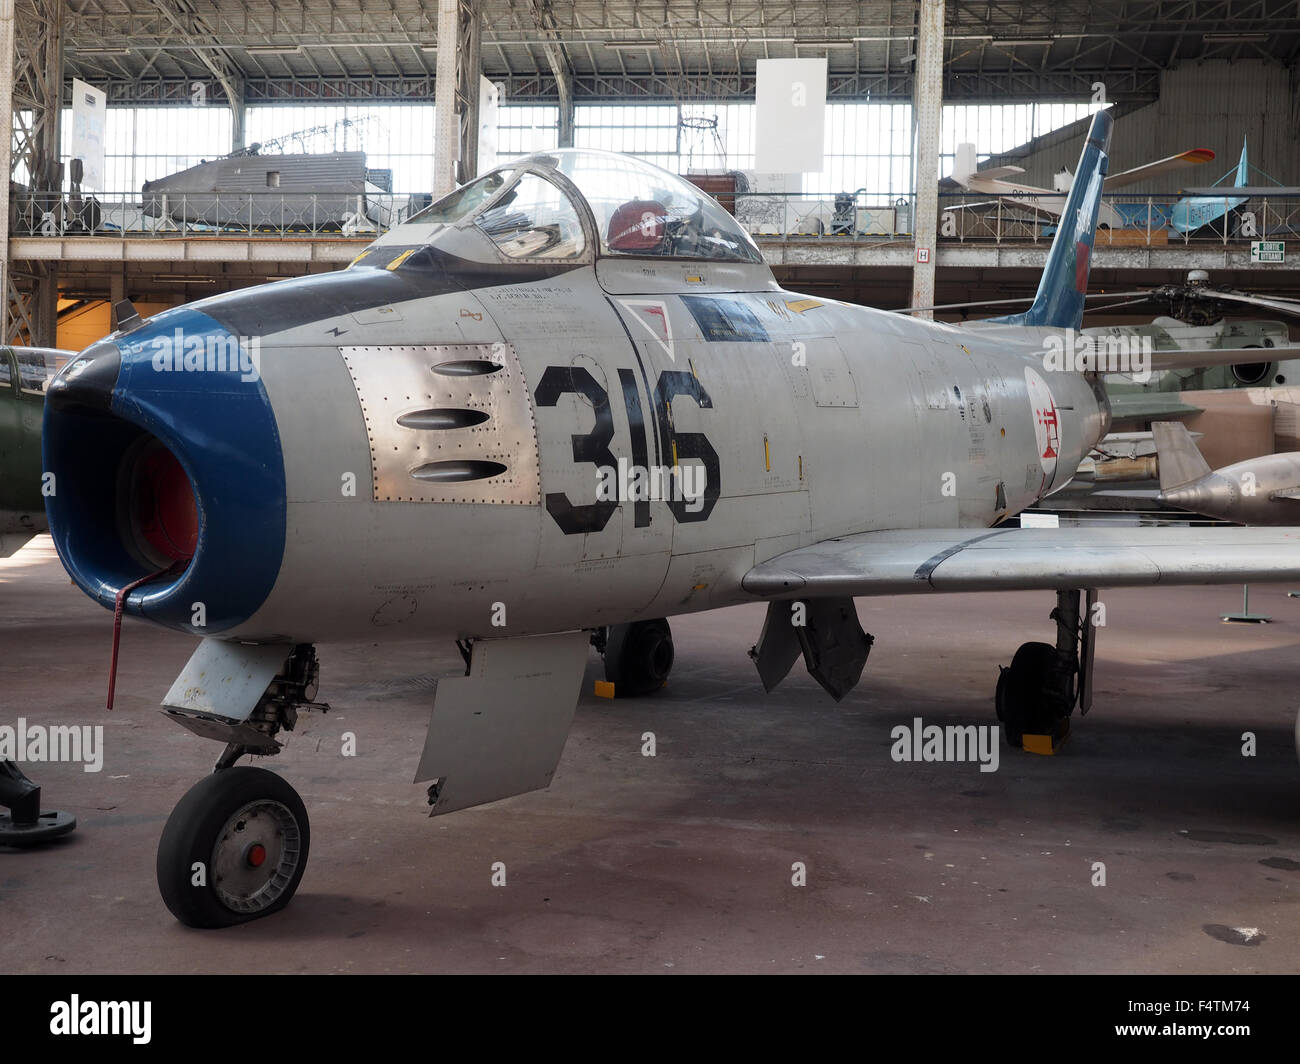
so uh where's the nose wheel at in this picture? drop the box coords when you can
[157,766,309,928]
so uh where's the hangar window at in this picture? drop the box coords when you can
[474,173,586,260]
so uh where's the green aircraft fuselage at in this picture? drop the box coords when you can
[1,346,63,553]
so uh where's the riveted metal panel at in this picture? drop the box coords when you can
[340,343,541,505]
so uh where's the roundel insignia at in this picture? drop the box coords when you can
[1024,366,1061,477]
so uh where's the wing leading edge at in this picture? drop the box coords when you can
[742,526,1300,598]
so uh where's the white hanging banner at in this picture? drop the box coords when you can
[70,78,107,191]
[754,58,827,174]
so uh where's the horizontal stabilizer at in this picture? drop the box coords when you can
[1107,393,1204,421]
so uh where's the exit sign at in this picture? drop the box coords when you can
[1251,240,1285,263]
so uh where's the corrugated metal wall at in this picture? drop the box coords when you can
[1003,61,1299,195]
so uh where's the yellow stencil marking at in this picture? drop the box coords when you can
[785,298,823,314]
[386,248,416,271]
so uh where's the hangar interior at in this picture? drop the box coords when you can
[7,1,1300,976]
[6,0,1300,343]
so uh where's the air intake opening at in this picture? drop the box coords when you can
[119,435,200,569]
[1230,361,1272,386]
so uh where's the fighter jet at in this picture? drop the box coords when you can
[38,111,1300,927]
[1152,420,1300,524]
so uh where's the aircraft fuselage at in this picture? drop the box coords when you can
[69,259,1105,643]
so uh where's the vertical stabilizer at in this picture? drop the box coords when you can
[987,110,1113,330]
[1152,421,1212,490]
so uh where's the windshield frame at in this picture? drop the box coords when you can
[470,165,596,265]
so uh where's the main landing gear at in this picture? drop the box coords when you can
[996,588,1097,748]
[593,618,675,697]
[157,643,326,928]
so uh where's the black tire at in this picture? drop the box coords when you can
[603,619,674,697]
[995,641,1064,747]
[157,766,309,928]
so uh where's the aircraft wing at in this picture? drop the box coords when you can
[1103,148,1215,190]
[742,525,1300,597]
[972,165,1027,182]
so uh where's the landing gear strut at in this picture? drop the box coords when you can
[157,643,325,927]
[996,589,1097,747]
[596,618,674,697]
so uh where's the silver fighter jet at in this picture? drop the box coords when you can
[39,112,1300,926]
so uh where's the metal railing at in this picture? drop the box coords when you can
[9,188,429,238]
[12,187,1300,248]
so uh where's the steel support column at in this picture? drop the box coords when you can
[8,0,62,345]
[433,0,482,197]
[909,0,944,319]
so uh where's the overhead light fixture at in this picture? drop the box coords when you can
[604,40,657,50]
[1202,32,1268,43]
[419,44,437,52]
[246,45,301,56]
[79,48,132,56]
[998,38,1055,46]
[795,40,856,50]
[150,276,215,285]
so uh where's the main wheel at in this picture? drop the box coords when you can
[603,619,674,697]
[996,641,1067,748]
[157,766,309,928]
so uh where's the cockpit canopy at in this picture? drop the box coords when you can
[372,149,763,266]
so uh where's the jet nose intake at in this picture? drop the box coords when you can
[43,308,287,635]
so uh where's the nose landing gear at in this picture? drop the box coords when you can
[156,766,309,928]
[157,642,325,927]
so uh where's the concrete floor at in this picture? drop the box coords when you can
[2,535,1298,974]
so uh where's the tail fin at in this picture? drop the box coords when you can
[988,110,1113,330]
[1235,138,1249,188]
[1152,421,1211,490]
[952,143,978,186]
